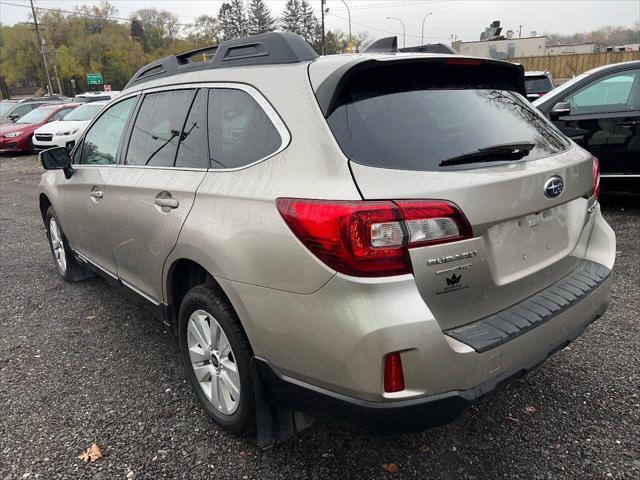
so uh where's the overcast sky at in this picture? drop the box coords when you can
[1,0,638,46]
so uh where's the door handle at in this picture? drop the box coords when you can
[90,190,103,199]
[154,197,179,209]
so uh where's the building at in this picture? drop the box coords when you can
[452,36,546,59]
[545,43,600,55]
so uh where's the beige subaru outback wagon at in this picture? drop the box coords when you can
[37,33,615,446]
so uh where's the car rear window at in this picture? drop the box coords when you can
[327,71,569,172]
[525,76,553,92]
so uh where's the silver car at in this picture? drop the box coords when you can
[37,33,615,446]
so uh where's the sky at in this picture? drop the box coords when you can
[0,0,638,46]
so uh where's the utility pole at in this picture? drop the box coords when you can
[48,48,63,95]
[338,0,352,52]
[29,0,54,97]
[320,0,326,55]
[518,24,522,38]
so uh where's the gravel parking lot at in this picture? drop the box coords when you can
[1,154,638,480]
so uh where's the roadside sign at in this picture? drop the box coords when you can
[104,84,112,92]
[86,73,103,85]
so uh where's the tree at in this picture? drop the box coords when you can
[247,0,275,35]
[281,0,303,36]
[187,15,221,46]
[218,0,248,40]
[324,29,370,54]
[281,0,320,47]
[130,8,179,53]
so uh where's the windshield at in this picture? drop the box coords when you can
[0,103,17,117]
[327,83,570,172]
[525,76,553,92]
[63,103,103,121]
[16,106,56,124]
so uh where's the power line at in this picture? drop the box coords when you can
[326,11,445,41]
[0,1,193,26]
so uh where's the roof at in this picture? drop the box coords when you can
[124,32,318,89]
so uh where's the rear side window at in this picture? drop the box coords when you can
[525,76,553,92]
[208,89,281,169]
[327,67,569,172]
[126,89,195,167]
[175,89,209,169]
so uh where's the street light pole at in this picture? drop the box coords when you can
[320,0,326,55]
[29,0,54,97]
[338,0,352,51]
[421,12,433,46]
[386,16,405,48]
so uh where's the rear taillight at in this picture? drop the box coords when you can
[592,156,601,200]
[383,352,405,393]
[276,198,472,277]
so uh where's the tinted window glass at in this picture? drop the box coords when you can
[328,82,569,172]
[64,104,103,121]
[208,89,281,169]
[565,70,639,114]
[16,106,56,124]
[525,76,553,92]
[11,104,34,117]
[126,90,195,167]
[175,89,209,169]
[53,107,74,121]
[80,97,136,165]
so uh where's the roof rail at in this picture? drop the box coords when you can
[125,32,319,89]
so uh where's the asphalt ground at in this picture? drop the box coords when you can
[1,154,638,480]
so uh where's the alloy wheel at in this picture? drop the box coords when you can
[49,217,67,275]
[187,309,241,415]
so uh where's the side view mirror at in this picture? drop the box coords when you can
[40,146,74,179]
[551,101,571,117]
[8,114,20,122]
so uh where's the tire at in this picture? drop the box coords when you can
[178,284,256,434]
[45,207,91,282]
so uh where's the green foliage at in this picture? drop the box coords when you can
[130,8,180,53]
[325,30,371,54]
[247,0,275,36]
[281,0,321,49]
[187,15,221,46]
[219,0,248,40]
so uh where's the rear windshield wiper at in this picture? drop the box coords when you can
[438,142,536,167]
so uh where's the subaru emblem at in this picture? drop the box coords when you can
[544,176,564,199]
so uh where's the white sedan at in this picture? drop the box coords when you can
[32,101,107,151]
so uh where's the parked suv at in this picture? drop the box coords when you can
[37,33,615,446]
[524,70,555,101]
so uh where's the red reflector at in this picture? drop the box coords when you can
[276,199,472,277]
[592,156,601,200]
[444,58,482,66]
[384,352,405,393]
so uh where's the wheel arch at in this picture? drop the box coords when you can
[164,257,252,343]
[39,193,52,223]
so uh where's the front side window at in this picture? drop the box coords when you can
[565,70,640,114]
[208,88,282,169]
[79,96,137,165]
[125,89,195,167]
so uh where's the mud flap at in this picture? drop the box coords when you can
[252,360,314,449]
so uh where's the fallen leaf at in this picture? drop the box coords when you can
[524,405,537,413]
[78,442,103,462]
[506,415,520,422]
[419,445,430,453]
[86,315,96,320]
[382,463,399,473]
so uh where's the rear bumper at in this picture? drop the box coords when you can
[255,277,611,435]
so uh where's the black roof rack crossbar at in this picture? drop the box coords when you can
[125,32,318,89]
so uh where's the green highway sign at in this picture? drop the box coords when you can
[86,73,103,85]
